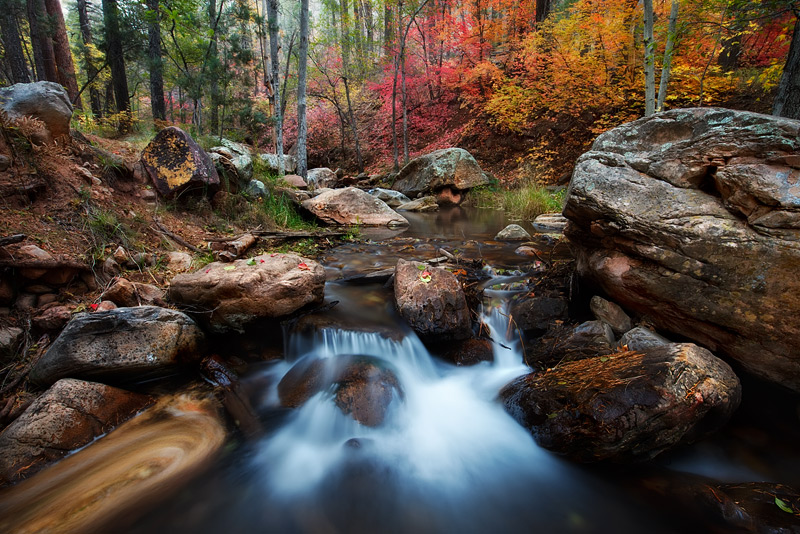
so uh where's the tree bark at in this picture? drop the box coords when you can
[147,0,166,121]
[534,0,550,23]
[643,0,655,116]
[102,0,131,128]
[0,0,31,83]
[266,0,284,175]
[296,0,309,179]
[77,0,103,117]
[27,0,57,82]
[656,0,678,113]
[774,16,800,119]
[207,0,220,132]
[45,0,82,108]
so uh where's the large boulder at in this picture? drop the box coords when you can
[0,81,73,138]
[500,343,741,462]
[305,167,338,189]
[168,253,326,333]
[563,108,800,392]
[101,278,166,307]
[368,188,411,207]
[30,306,205,385]
[208,139,253,191]
[259,153,297,174]
[394,259,471,342]
[0,378,152,485]
[301,187,409,227]
[391,148,490,200]
[141,127,220,198]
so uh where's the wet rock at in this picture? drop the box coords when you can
[495,224,531,241]
[30,306,205,386]
[32,305,71,335]
[305,167,338,189]
[165,251,193,272]
[278,355,401,427]
[396,196,439,212]
[0,81,73,139]
[501,343,741,462]
[569,320,616,349]
[440,338,494,366]
[168,253,326,333]
[0,378,152,485]
[392,148,490,198]
[141,127,220,199]
[102,278,166,308]
[368,188,410,207]
[334,359,402,427]
[0,326,23,364]
[259,153,297,174]
[283,174,307,189]
[394,259,471,342]
[302,187,409,227]
[531,213,568,233]
[563,108,800,392]
[618,326,670,351]
[509,296,569,334]
[590,295,632,336]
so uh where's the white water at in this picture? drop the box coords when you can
[253,306,557,498]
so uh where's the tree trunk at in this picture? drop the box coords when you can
[77,0,103,117]
[208,0,220,133]
[296,0,309,179]
[643,0,655,116]
[102,0,131,128]
[774,16,800,119]
[27,0,57,82]
[0,0,31,83]
[343,76,363,173]
[401,43,408,164]
[266,0,284,175]
[534,0,550,23]
[147,0,166,121]
[45,0,82,108]
[656,0,678,113]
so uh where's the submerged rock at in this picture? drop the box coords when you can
[495,224,531,241]
[141,127,220,199]
[394,259,471,342]
[396,196,438,212]
[301,187,409,227]
[531,213,568,233]
[168,253,325,333]
[30,306,205,385]
[0,378,152,485]
[501,343,741,462]
[563,108,800,392]
[277,355,402,427]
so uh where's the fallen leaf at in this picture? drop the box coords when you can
[298,262,310,270]
[775,497,795,514]
[224,266,236,271]
[247,258,256,265]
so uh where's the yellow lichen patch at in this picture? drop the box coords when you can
[142,131,196,190]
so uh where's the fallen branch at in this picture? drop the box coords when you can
[0,234,26,248]
[152,217,203,253]
[211,233,257,262]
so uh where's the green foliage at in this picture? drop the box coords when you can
[259,190,314,230]
[467,180,564,221]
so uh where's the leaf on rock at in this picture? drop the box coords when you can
[775,497,795,514]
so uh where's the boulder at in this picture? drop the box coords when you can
[589,295,632,336]
[0,378,152,485]
[440,338,494,366]
[368,188,411,207]
[392,148,490,198]
[245,179,268,199]
[141,127,220,199]
[219,139,253,182]
[301,187,409,227]
[30,306,205,385]
[32,305,72,335]
[208,140,253,192]
[0,81,73,139]
[165,251,193,272]
[509,295,569,334]
[618,326,671,351]
[563,108,800,392]
[396,196,439,212]
[394,259,471,342]
[500,343,741,462]
[259,153,297,174]
[283,174,307,189]
[277,355,401,427]
[495,224,531,241]
[0,326,23,364]
[167,253,326,333]
[101,278,166,308]
[531,213,568,233]
[305,167,338,189]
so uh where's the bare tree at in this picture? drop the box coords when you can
[296,0,310,178]
[266,0,284,175]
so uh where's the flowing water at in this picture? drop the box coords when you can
[5,207,800,533]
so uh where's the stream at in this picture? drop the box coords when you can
[6,206,800,533]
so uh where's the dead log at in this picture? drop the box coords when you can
[0,235,25,248]
[210,233,257,262]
